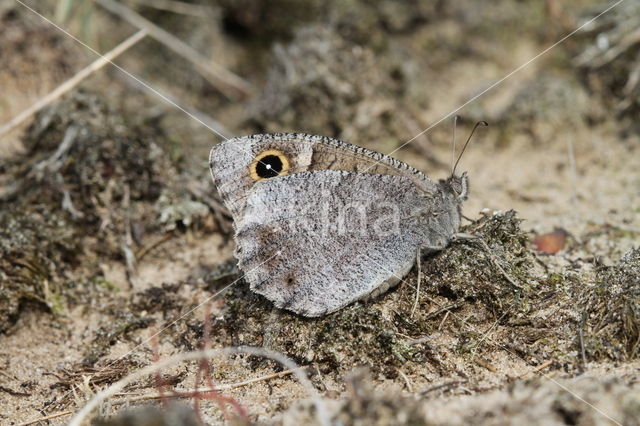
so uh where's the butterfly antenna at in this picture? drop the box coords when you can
[452,120,488,176]
[451,115,459,174]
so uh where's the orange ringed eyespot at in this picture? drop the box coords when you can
[249,150,290,181]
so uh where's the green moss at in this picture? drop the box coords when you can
[43,284,66,315]
[420,211,535,318]
[94,277,120,293]
[547,273,565,287]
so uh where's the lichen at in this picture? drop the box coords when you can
[0,91,195,332]
[156,189,211,232]
[0,207,79,332]
[3,91,175,238]
[583,248,640,360]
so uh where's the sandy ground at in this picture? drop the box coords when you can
[1,0,638,425]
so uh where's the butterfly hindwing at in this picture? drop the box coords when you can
[235,170,431,316]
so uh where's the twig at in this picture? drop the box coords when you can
[474,359,497,373]
[0,385,30,397]
[186,182,233,235]
[591,27,640,67]
[58,173,85,219]
[16,410,74,426]
[437,310,451,331]
[566,136,578,209]
[471,317,503,357]
[121,184,138,289]
[517,360,554,378]
[186,183,231,217]
[0,126,81,203]
[135,232,174,262]
[579,313,588,371]
[150,327,169,407]
[475,239,524,290]
[0,370,15,381]
[34,126,79,174]
[397,369,414,393]
[623,55,640,95]
[419,380,467,396]
[94,0,252,100]
[532,360,554,374]
[0,29,147,138]
[424,303,461,321]
[401,333,441,346]
[194,302,247,421]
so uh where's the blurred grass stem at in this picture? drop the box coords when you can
[94,0,252,100]
[0,29,147,139]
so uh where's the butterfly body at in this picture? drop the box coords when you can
[210,133,467,316]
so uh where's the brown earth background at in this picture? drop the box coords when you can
[0,0,638,425]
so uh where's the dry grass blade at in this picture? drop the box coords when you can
[126,0,211,17]
[68,346,330,426]
[94,0,253,100]
[419,380,467,396]
[576,26,640,68]
[0,29,147,139]
[117,74,234,138]
[16,410,74,426]
[19,369,302,426]
[111,368,303,405]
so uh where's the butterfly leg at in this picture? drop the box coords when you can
[452,232,477,242]
[410,240,448,316]
[410,247,423,318]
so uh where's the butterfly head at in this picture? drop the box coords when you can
[440,172,469,203]
[442,118,484,204]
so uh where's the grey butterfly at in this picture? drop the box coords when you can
[209,133,468,317]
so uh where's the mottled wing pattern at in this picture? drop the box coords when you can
[209,134,313,219]
[235,170,440,316]
[209,133,463,316]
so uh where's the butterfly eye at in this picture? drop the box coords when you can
[450,173,469,200]
[450,180,462,194]
[249,150,290,180]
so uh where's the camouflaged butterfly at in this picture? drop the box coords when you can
[209,133,468,317]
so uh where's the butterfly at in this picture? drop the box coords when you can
[209,132,470,316]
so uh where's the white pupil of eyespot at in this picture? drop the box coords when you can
[266,164,272,169]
